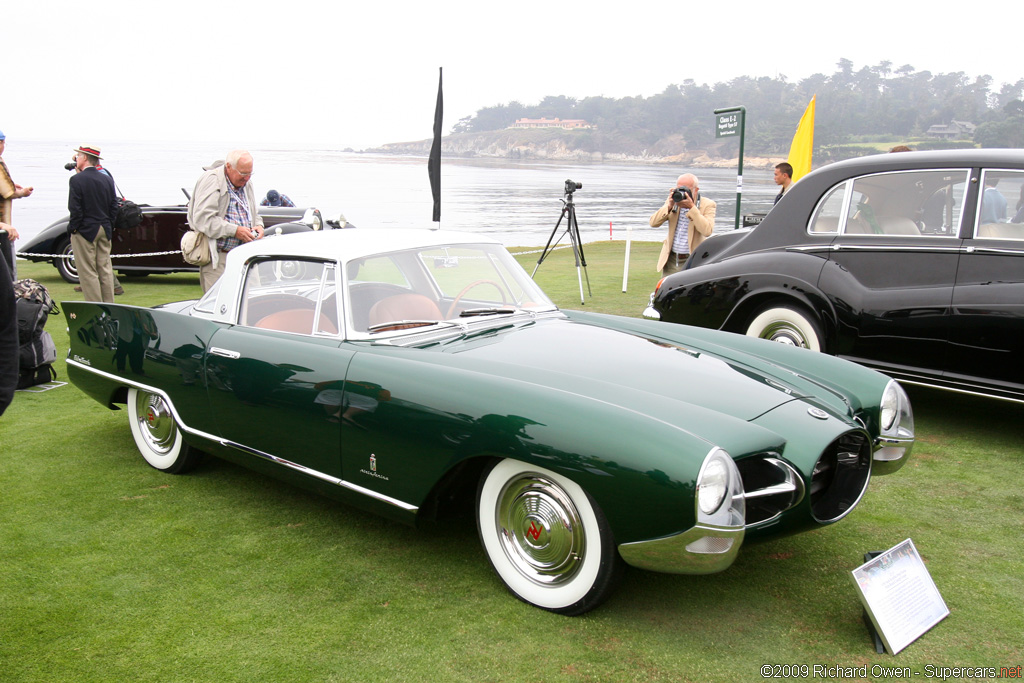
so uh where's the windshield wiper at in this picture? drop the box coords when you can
[367,319,461,333]
[458,307,519,318]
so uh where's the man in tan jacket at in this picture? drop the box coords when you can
[650,173,715,277]
[187,150,264,292]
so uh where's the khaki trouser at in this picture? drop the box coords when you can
[660,251,689,279]
[71,230,115,303]
[199,256,227,293]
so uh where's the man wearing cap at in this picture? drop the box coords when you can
[68,145,118,302]
[0,129,34,279]
[261,189,295,207]
[187,150,264,291]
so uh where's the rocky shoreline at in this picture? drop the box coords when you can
[367,132,785,169]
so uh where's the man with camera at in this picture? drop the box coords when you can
[650,173,715,277]
[68,145,118,303]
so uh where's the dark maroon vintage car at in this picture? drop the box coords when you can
[19,204,332,283]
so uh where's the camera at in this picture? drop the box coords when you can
[672,186,693,203]
[64,162,76,171]
[564,179,582,194]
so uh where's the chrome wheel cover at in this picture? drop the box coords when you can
[134,392,176,454]
[496,474,586,586]
[759,320,808,347]
[60,242,78,280]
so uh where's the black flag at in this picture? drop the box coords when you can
[428,67,443,223]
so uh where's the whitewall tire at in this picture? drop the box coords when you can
[476,458,621,615]
[745,305,824,352]
[127,388,202,474]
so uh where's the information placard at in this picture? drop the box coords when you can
[716,111,742,138]
[851,539,949,654]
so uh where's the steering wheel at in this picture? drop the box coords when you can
[445,280,507,319]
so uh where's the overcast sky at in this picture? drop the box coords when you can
[6,0,1020,150]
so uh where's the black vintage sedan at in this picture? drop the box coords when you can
[644,149,1024,403]
[18,203,329,283]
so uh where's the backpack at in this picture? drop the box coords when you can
[13,279,59,388]
[115,198,143,231]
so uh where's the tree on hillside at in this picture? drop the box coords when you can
[450,61,1023,154]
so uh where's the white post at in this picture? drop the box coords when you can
[622,225,632,292]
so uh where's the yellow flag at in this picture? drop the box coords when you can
[787,96,815,182]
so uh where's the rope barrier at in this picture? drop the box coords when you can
[16,250,184,260]
[508,244,573,257]
[19,243,581,261]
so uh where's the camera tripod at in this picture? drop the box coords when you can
[531,184,592,304]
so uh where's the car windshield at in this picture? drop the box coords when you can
[346,243,556,334]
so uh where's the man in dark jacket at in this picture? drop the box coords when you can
[68,145,117,302]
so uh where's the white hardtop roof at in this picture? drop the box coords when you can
[200,228,505,323]
[228,227,501,267]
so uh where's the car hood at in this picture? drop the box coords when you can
[425,313,843,425]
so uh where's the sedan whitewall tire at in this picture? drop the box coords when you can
[745,305,824,352]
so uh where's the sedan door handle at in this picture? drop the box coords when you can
[210,347,241,359]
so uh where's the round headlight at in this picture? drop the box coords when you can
[880,381,900,432]
[698,456,729,515]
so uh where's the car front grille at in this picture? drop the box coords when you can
[736,455,805,526]
[809,431,872,523]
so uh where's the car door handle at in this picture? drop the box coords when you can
[210,347,240,359]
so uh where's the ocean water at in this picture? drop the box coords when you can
[5,139,780,248]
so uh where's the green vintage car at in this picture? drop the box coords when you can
[63,229,914,615]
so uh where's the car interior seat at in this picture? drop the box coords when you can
[367,294,443,332]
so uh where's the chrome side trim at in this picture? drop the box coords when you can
[67,359,419,514]
[895,377,1024,405]
[226,441,419,512]
[964,245,1024,256]
[829,244,963,253]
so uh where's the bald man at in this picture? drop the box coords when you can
[650,173,716,277]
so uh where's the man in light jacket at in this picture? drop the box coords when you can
[187,150,264,291]
[650,173,715,277]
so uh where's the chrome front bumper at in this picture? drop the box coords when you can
[617,519,745,574]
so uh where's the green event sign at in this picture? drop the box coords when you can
[713,106,746,230]
[716,111,743,138]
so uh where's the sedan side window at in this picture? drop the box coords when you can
[976,170,1024,239]
[808,182,849,234]
[845,170,968,237]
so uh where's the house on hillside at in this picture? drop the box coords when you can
[510,118,593,130]
[926,120,976,140]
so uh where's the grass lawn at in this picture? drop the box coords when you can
[2,245,1022,682]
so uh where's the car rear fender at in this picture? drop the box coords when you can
[722,278,838,345]
[18,217,69,264]
[686,228,753,267]
[64,301,223,436]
